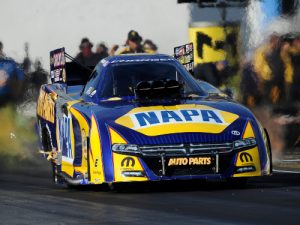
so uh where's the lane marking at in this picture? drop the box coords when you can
[273,169,300,174]
[279,159,300,162]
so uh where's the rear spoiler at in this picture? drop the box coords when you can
[50,48,93,85]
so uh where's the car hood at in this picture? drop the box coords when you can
[89,98,258,145]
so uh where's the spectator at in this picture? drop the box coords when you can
[31,60,48,88]
[96,42,109,60]
[117,30,149,54]
[266,37,285,104]
[0,54,24,104]
[290,35,300,102]
[280,34,294,100]
[240,58,261,107]
[143,39,158,54]
[109,44,120,56]
[0,41,4,58]
[194,60,231,88]
[252,34,286,104]
[22,42,32,74]
[253,34,279,84]
[75,38,100,67]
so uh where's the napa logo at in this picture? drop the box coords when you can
[131,109,224,129]
[115,104,239,136]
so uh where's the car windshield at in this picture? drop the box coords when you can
[98,61,205,98]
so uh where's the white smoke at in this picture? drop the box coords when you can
[244,0,300,51]
[244,1,266,50]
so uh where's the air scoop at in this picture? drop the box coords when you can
[135,79,182,101]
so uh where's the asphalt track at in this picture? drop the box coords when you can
[1,160,300,225]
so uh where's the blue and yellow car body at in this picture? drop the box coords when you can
[36,52,272,186]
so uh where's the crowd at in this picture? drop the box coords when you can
[241,33,300,107]
[75,30,158,67]
[0,30,158,104]
[1,29,299,108]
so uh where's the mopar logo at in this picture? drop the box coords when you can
[121,157,135,167]
[240,152,253,163]
[131,109,224,128]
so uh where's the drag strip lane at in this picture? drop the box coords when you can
[0,165,300,225]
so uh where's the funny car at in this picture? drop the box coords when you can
[36,48,272,186]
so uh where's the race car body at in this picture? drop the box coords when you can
[36,48,272,185]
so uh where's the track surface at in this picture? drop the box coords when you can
[0,161,300,225]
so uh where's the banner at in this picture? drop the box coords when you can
[189,23,239,66]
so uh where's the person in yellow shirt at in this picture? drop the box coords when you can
[110,30,154,55]
[252,34,292,104]
[118,30,144,54]
[290,35,300,102]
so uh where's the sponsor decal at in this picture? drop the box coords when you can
[231,130,240,136]
[93,171,102,175]
[51,51,65,68]
[37,89,55,123]
[168,157,212,166]
[174,43,194,74]
[121,157,135,167]
[132,109,224,128]
[101,59,109,67]
[113,153,147,181]
[50,48,66,83]
[115,105,239,136]
[86,87,93,94]
[110,58,175,64]
[95,158,99,167]
[240,152,253,163]
[90,90,96,97]
[58,114,72,160]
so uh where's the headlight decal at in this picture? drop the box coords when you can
[107,126,148,181]
[242,121,255,139]
[108,126,127,145]
[233,120,262,177]
[246,118,271,175]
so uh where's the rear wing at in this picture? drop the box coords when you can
[50,48,93,85]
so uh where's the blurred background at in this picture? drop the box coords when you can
[0,0,299,171]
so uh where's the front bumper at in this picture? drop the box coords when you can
[111,140,263,182]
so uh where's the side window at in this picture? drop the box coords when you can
[99,69,114,98]
[83,66,102,97]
